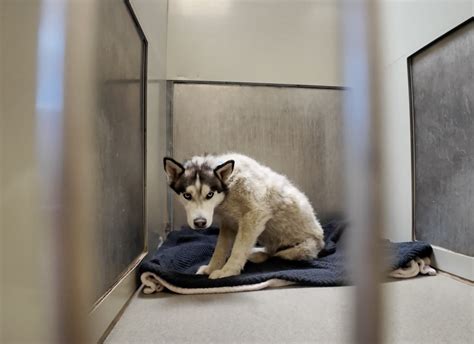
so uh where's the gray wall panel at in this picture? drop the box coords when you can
[93,1,146,300]
[411,20,473,256]
[171,83,345,227]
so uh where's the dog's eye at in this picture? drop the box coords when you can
[183,193,192,200]
[206,191,214,200]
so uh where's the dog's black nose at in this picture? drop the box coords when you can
[193,218,207,228]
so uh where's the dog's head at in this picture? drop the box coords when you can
[163,156,234,229]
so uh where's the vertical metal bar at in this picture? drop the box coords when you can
[35,0,67,342]
[55,0,99,342]
[341,0,384,343]
[0,1,54,342]
[166,81,174,232]
[141,14,149,252]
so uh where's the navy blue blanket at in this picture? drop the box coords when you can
[139,221,433,289]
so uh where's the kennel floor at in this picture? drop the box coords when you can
[105,273,473,343]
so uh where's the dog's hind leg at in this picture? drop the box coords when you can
[273,238,324,261]
[248,247,270,263]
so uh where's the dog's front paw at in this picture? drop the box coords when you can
[196,265,211,275]
[208,267,240,279]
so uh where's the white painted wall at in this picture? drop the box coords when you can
[131,0,168,81]
[167,0,342,86]
[378,0,472,241]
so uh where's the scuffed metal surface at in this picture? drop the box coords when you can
[412,21,473,256]
[171,83,345,227]
[92,1,146,300]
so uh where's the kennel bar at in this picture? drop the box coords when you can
[342,0,385,343]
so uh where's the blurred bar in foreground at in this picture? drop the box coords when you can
[341,0,385,343]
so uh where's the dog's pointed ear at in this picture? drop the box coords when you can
[214,160,234,182]
[163,157,184,182]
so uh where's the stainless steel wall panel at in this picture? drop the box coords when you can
[410,20,473,256]
[92,0,146,300]
[145,81,169,249]
[171,83,345,227]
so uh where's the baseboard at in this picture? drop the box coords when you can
[89,252,147,343]
[431,246,473,282]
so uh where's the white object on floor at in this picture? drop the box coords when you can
[389,257,436,279]
[141,272,295,295]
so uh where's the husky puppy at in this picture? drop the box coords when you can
[163,153,325,279]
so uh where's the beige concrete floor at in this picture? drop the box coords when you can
[105,274,473,344]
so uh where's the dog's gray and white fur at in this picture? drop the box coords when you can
[164,153,325,279]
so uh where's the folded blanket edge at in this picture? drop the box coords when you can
[141,272,295,295]
[141,256,436,295]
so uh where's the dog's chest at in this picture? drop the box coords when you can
[216,191,252,220]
